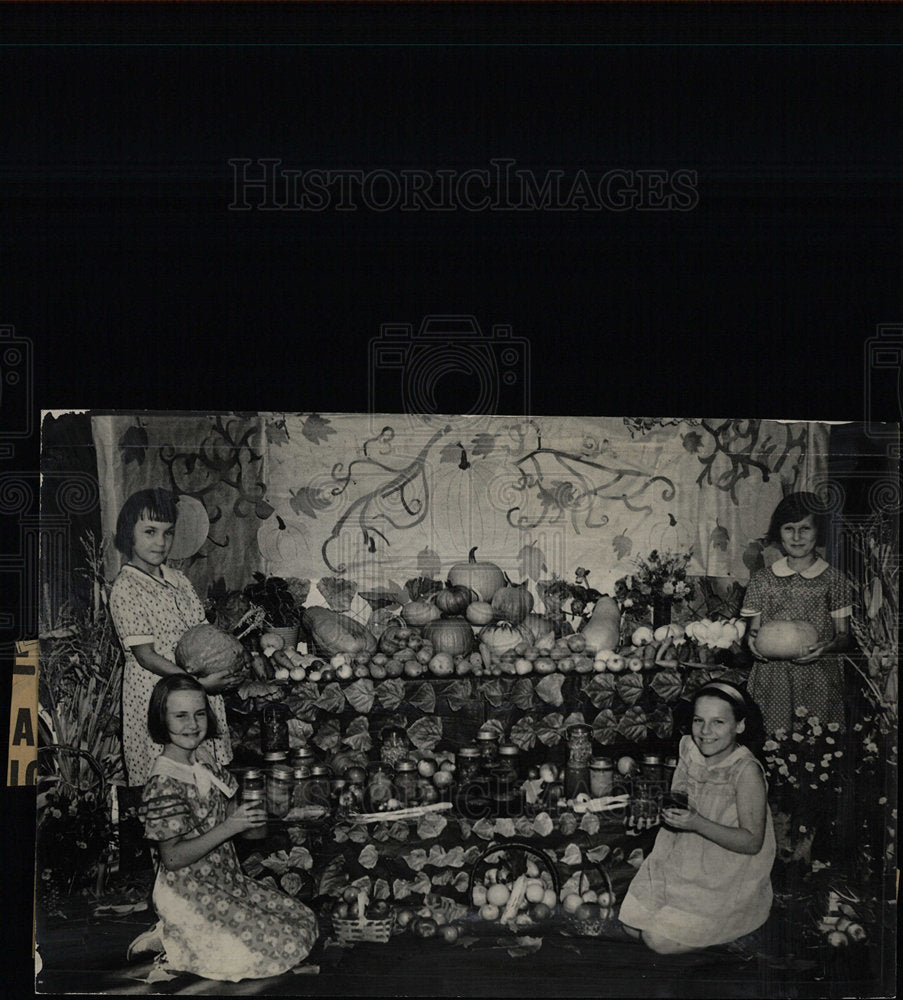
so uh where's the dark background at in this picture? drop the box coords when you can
[2,3,902,995]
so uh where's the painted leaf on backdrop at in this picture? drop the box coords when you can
[650,670,683,703]
[301,413,336,445]
[314,682,345,714]
[509,716,537,752]
[417,547,442,579]
[518,542,548,581]
[345,678,375,715]
[443,678,474,712]
[592,708,619,746]
[535,712,565,747]
[535,673,565,707]
[416,812,447,840]
[617,672,645,705]
[358,844,380,870]
[612,531,633,560]
[709,520,730,552]
[313,717,342,751]
[289,486,329,519]
[408,681,437,715]
[375,678,406,711]
[617,706,649,742]
[512,677,535,710]
[407,714,442,752]
[582,673,617,708]
[342,716,372,752]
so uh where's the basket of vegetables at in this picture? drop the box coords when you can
[327,886,395,945]
[466,838,561,935]
[560,845,616,938]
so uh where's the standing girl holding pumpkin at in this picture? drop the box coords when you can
[741,492,852,738]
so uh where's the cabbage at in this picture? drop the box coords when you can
[175,623,248,678]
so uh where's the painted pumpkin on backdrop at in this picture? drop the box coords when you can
[257,505,313,571]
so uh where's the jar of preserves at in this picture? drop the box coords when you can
[394,759,420,807]
[641,754,664,789]
[240,788,268,840]
[241,767,265,795]
[456,745,482,783]
[381,726,411,768]
[496,744,520,782]
[366,764,395,812]
[589,757,614,798]
[664,756,678,789]
[260,705,289,754]
[291,745,316,769]
[309,765,333,811]
[266,765,294,818]
[263,750,289,769]
[475,729,500,768]
[291,765,313,808]
[566,724,593,766]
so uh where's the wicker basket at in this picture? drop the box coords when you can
[564,846,616,938]
[332,912,395,945]
[467,838,562,935]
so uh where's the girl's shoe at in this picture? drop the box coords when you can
[126,922,164,962]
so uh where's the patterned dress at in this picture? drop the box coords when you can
[141,755,318,981]
[742,557,852,737]
[109,563,232,787]
[619,736,775,949]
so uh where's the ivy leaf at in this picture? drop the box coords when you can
[512,678,535,711]
[710,521,730,552]
[649,706,673,739]
[617,673,645,706]
[346,825,369,844]
[470,433,498,460]
[387,821,409,842]
[392,878,413,900]
[478,677,512,708]
[592,708,619,745]
[358,844,380,870]
[558,812,579,837]
[611,531,633,560]
[416,812,447,840]
[314,682,345,714]
[289,486,330,519]
[417,547,442,579]
[518,542,547,581]
[342,716,372,753]
[535,712,565,747]
[581,673,617,709]
[479,718,506,738]
[318,856,346,896]
[407,715,442,752]
[301,413,336,445]
[580,811,601,836]
[313,717,342,751]
[561,842,582,867]
[473,818,495,840]
[372,878,391,900]
[371,824,390,843]
[682,430,704,454]
[682,669,715,700]
[562,710,586,729]
[650,670,683,704]
[443,678,474,712]
[410,872,432,896]
[345,678,375,715]
[375,678,406,711]
[509,716,537,751]
[532,812,554,837]
[265,419,290,447]
[237,679,282,702]
[408,681,437,715]
[617,706,649,742]
[119,423,148,466]
[535,674,565,707]
[287,719,314,745]
[317,577,358,612]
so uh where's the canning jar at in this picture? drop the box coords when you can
[291,765,313,808]
[366,764,395,812]
[496,744,520,782]
[664,756,678,789]
[456,746,482,783]
[240,788,268,840]
[566,724,593,766]
[394,759,420,807]
[241,768,265,795]
[260,705,289,754]
[265,765,294,818]
[381,727,411,768]
[475,729,500,768]
[309,765,333,811]
[589,758,614,798]
[291,745,316,769]
[263,750,289,770]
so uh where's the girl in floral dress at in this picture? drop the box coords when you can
[742,492,852,737]
[140,674,318,980]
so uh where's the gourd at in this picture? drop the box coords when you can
[378,619,414,656]
[300,607,377,656]
[479,620,533,657]
[175,623,249,678]
[465,600,495,626]
[447,547,506,603]
[422,617,475,656]
[433,583,476,618]
[490,580,534,624]
[578,596,621,653]
[401,600,442,627]
[756,620,820,660]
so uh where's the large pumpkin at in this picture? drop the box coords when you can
[300,607,377,656]
[175,623,249,680]
[756,620,820,660]
[422,617,475,656]
[447,547,506,603]
[402,600,442,627]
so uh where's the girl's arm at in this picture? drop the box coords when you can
[156,801,265,871]
[661,761,767,855]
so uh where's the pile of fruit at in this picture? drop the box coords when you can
[393,893,468,943]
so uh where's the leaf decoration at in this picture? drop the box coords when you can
[372,878,391,900]
[535,674,565,707]
[509,715,537,752]
[375,678,406,711]
[682,430,704,454]
[301,412,336,445]
[346,825,369,844]
[478,677,512,708]
[287,719,315,745]
[317,576,358,612]
[532,812,554,837]
[260,846,314,876]
[417,547,442,579]
[650,670,683,703]
[512,677,535,710]
[470,433,498,460]
[314,682,345,713]
[237,679,283,701]
[410,872,432,896]
[580,811,601,836]
[371,824,390,843]
[514,815,535,838]
[407,714,442,752]
[387,821,409,842]
[518,542,548,581]
[562,710,586,729]
[313,717,342,751]
[358,844,379,870]
[627,848,645,869]
[318,855,346,897]
[342,716,372,753]
[535,712,566,747]
[681,669,715,699]
[586,844,610,864]
[649,706,673,739]
[393,878,413,900]
[617,705,649,742]
[442,845,466,868]
[710,520,730,552]
[453,871,471,893]
[349,875,372,894]
[612,531,633,560]
[592,708,619,746]
[617,672,645,706]
[479,718,506,738]
[558,812,579,837]
[345,678,375,715]
[462,846,481,866]
[473,817,496,840]
[408,681,437,715]
[416,812,447,840]
[289,486,330,519]
[581,673,618,708]
[443,678,474,712]
[458,819,473,841]
[561,842,582,867]
[358,588,404,612]
[428,845,446,866]
[431,869,452,886]
[494,818,516,838]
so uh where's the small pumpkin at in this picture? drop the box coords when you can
[422,617,475,656]
[479,620,532,657]
[491,579,534,624]
[378,619,415,655]
[465,600,495,626]
[402,600,442,627]
[433,583,475,618]
[447,547,506,603]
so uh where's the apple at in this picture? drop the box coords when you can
[631,626,655,647]
[336,663,353,681]
[606,655,625,673]
[472,884,488,907]
[289,665,307,682]
[308,669,322,683]
[455,658,472,676]
[433,769,453,789]
[366,899,390,919]
[333,900,350,920]
[385,658,404,677]
[566,633,587,653]
[478,903,500,922]
[593,657,608,673]
[353,650,372,666]
[561,893,584,915]
[403,659,424,678]
[417,757,438,778]
[534,656,556,675]
[530,901,552,922]
[395,907,415,928]
[539,763,558,783]
[413,917,438,938]
[440,923,460,943]
[617,755,637,775]
[575,901,601,922]
[416,646,433,665]
[352,664,369,678]
[514,657,533,676]
[440,759,455,772]
[574,655,594,674]
[557,655,576,674]
[273,666,291,681]
[370,652,388,667]
[627,656,644,673]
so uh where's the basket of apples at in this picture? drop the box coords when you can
[467,839,561,934]
[559,847,616,937]
[328,885,395,945]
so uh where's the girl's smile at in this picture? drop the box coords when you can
[163,689,209,763]
[692,695,745,765]
[130,515,175,577]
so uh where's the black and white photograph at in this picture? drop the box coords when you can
[1,3,900,998]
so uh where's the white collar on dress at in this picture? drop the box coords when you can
[122,562,179,587]
[149,753,234,798]
[770,556,829,579]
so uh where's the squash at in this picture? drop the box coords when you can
[447,547,505,603]
[422,617,475,656]
[434,583,476,618]
[578,596,621,653]
[491,580,534,624]
[402,600,442,627]
[378,619,415,656]
[465,600,495,626]
[756,620,820,660]
[479,620,533,657]
[300,607,377,656]
[175,623,249,679]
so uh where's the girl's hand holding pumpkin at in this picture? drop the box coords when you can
[198,670,242,694]
[792,641,830,665]
[747,634,768,662]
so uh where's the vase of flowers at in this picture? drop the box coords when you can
[614,549,694,636]
[242,573,309,646]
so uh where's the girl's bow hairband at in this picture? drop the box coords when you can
[698,681,745,704]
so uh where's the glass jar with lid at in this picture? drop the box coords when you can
[240,788,268,840]
[366,764,395,812]
[291,745,316,769]
[266,765,294,818]
[475,729,500,768]
[309,765,333,811]
[456,745,482,783]
[663,756,678,789]
[381,726,411,768]
[566,724,593,766]
[496,743,520,782]
[589,757,614,798]
[641,754,664,789]
[260,705,289,754]
[394,759,420,807]
[291,765,313,809]
[241,767,265,795]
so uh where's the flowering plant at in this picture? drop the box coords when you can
[613,549,694,624]
[763,707,844,863]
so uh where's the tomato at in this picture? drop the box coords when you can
[413,917,438,938]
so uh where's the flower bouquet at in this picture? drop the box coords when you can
[613,550,695,635]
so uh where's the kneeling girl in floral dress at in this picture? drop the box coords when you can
[140,675,318,981]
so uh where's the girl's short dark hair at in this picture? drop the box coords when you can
[147,673,220,745]
[766,491,830,548]
[115,488,178,557]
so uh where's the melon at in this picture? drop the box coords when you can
[756,620,819,660]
